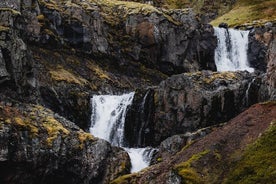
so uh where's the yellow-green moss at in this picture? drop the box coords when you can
[77,131,94,149]
[13,117,39,136]
[37,14,45,21]
[174,150,210,183]
[38,0,61,11]
[0,25,10,32]
[43,116,70,146]
[4,118,12,124]
[260,101,276,106]
[203,72,237,84]
[223,121,276,184]
[211,0,276,27]
[110,173,137,184]
[213,149,222,161]
[49,67,88,86]
[0,8,21,15]
[89,65,111,81]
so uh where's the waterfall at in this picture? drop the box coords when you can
[214,27,254,72]
[90,92,156,173]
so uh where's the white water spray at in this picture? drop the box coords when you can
[90,92,156,173]
[124,147,156,173]
[214,27,254,72]
[90,93,134,146]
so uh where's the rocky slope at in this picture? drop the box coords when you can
[112,102,276,184]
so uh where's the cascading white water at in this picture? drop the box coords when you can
[90,93,134,146]
[90,92,156,173]
[124,147,156,173]
[214,27,254,72]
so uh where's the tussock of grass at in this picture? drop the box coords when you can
[203,72,237,84]
[174,150,210,183]
[211,0,276,27]
[0,26,10,32]
[49,67,88,86]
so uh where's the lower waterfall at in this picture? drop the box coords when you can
[214,27,254,72]
[90,92,156,173]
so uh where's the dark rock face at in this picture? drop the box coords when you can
[16,0,217,75]
[0,102,130,184]
[151,125,220,164]
[267,36,276,100]
[248,31,268,72]
[0,0,217,130]
[151,71,266,145]
[247,24,276,72]
[125,89,156,147]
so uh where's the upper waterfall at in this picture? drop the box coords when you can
[214,27,254,72]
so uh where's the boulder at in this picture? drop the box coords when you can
[0,101,130,184]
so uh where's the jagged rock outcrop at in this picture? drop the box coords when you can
[151,71,267,145]
[125,88,156,147]
[267,35,276,100]
[0,0,217,129]
[0,101,130,184]
[112,102,276,184]
[247,22,276,72]
[8,0,216,74]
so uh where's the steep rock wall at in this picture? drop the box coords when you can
[0,101,130,184]
[151,71,267,145]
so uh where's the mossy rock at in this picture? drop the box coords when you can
[173,150,210,183]
[223,121,276,184]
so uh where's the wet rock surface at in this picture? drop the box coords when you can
[151,70,267,145]
[267,36,276,100]
[0,101,130,184]
[0,0,275,183]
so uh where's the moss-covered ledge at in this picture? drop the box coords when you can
[0,100,130,183]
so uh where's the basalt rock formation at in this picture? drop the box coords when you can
[126,71,268,146]
[0,0,275,183]
[0,101,130,184]
[267,34,276,100]
[0,0,217,130]
[153,71,269,145]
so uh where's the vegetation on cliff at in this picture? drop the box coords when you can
[0,0,275,183]
[224,120,276,184]
[211,0,276,27]
[111,102,276,183]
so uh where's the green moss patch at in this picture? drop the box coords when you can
[211,0,276,27]
[174,150,210,183]
[49,66,89,86]
[203,72,237,84]
[224,121,276,184]
[110,173,137,184]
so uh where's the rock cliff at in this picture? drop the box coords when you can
[0,0,217,129]
[0,0,275,183]
[153,71,258,144]
[0,101,130,184]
